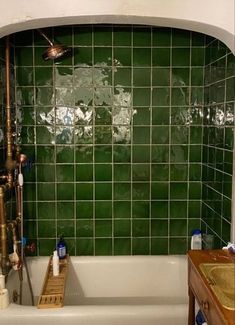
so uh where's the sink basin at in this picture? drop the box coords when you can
[199,263,235,310]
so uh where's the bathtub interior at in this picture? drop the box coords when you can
[6,256,188,307]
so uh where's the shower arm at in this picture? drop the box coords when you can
[37,29,54,47]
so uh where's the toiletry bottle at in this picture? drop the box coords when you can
[57,236,66,259]
[191,229,202,250]
[52,250,59,276]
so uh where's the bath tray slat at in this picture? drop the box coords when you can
[37,255,69,309]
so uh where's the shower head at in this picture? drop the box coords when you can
[37,29,72,61]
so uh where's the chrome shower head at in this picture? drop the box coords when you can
[37,29,72,61]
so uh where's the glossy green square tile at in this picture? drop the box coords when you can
[76,201,93,219]
[114,145,131,163]
[171,126,189,144]
[114,183,131,200]
[36,126,55,144]
[74,87,93,107]
[57,183,74,200]
[114,201,131,218]
[172,68,190,86]
[56,146,74,163]
[113,126,131,144]
[56,164,74,182]
[132,164,149,181]
[133,68,151,87]
[152,28,171,46]
[37,165,55,182]
[93,26,112,45]
[15,47,33,66]
[95,183,112,200]
[21,106,35,125]
[192,32,205,46]
[151,219,168,236]
[76,238,93,255]
[95,201,112,219]
[133,48,151,67]
[172,48,190,66]
[190,126,203,144]
[93,87,113,106]
[37,183,55,201]
[169,238,187,254]
[133,27,151,46]
[189,145,202,162]
[188,201,201,218]
[57,219,75,237]
[114,238,131,255]
[132,145,150,163]
[54,67,73,87]
[38,202,55,219]
[152,107,170,125]
[76,164,93,181]
[114,219,131,237]
[95,238,112,255]
[151,201,168,218]
[170,182,187,199]
[95,126,112,144]
[76,220,93,237]
[17,86,34,105]
[223,198,231,222]
[188,219,201,236]
[132,220,149,237]
[36,87,54,106]
[35,67,53,86]
[151,183,168,200]
[151,238,168,255]
[152,126,169,144]
[76,183,93,200]
[133,126,150,144]
[171,107,190,125]
[170,201,187,218]
[114,68,132,87]
[37,146,55,163]
[191,68,204,86]
[151,164,169,181]
[23,201,36,219]
[38,220,56,238]
[74,26,92,45]
[95,107,112,125]
[132,201,149,219]
[76,146,93,163]
[74,126,92,144]
[133,107,150,125]
[191,48,205,66]
[132,183,149,200]
[95,220,112,237]
[74,47,92,66]
[38,239,56,256]
[171,87,189,105]
[113,27,132,46]
[95,164,112,181]
[94,47,112,66]
[113,48,131,66]
[189,164,201,181]
[17,67,34,86]
[172,29,190,46]
[20,126,35,144]
[57,202,74,219]
[152,145,169,163]
[132,238,149,255]
[152,68,170,86]
[170,164,188,181]
[170,219,187,236]
[152,88,170,106]
[95,145,112,162]
[114,164,131,181]
[133,88,151,106]
[54,26,73,45]
[170,145,188,163]
[34,47,52,66]
[152,48,170,66]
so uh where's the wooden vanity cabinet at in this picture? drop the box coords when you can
[188,250,235,325]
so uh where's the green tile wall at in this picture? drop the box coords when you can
[0,39,5,169]
[202,38,235,247]
[3,25,232,256]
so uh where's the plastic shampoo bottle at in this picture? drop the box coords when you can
[191,229,202,250]
[52,250,59,276]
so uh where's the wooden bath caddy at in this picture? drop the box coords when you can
[37,254,69,309]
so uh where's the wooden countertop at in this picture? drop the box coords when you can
[188,249,235,325]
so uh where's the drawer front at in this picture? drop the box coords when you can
[189,265,225,325]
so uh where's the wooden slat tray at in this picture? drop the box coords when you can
[37,254,69,309]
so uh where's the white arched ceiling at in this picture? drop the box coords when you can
[0,0,234,53]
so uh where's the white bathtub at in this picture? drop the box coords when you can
[3,255,188,325]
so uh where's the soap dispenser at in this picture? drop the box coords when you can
[191,229,202,250]
[57,236,66,259]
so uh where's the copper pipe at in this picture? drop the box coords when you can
[0,186,9,275]
[5,35,14,186]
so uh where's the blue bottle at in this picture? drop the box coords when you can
[57,236,66,259]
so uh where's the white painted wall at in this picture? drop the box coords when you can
[0,0,234,53]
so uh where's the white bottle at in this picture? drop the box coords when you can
[52,250,59,276]
[191,229,202,250]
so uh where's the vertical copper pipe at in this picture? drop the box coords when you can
[0,186,8,275]
[5,35,13,186]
